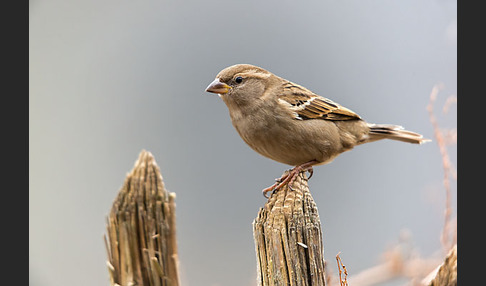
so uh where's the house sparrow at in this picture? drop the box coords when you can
[205,64,429,197]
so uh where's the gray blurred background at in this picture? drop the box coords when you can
[30,0,456,285]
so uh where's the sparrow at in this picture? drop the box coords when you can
[205,64,429,198]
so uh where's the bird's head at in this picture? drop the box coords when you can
[205,64,279,108]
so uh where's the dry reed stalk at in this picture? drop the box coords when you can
[427,84,457,253]
[253,172,326,286]
[104,150,180,286]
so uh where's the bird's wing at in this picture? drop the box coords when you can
[278,81,361,121]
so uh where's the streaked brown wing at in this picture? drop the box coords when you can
[279,81,361,121]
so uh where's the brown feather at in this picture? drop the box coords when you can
[278,81,361,121]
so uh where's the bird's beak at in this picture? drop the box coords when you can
[205,78,232,94]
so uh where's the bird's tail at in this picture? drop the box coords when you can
[367,123,430,144]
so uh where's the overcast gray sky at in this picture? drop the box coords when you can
[30,1,456,285]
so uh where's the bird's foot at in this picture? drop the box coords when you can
[262,180,283,198]
[262,160,317,198]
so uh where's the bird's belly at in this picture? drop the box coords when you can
[250,137,325,166]
[234,116,342,166]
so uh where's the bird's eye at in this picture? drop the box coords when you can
[234,76,243,84]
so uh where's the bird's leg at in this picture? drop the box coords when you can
[273,167,294,183]
[287,160,316,191]
[262,160,318,197]
[262,181,282,198]
[262,171,291,198]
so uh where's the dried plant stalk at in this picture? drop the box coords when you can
[253,172,326,286]
[336,253,348,286]
[104,150,180,286]
[427,84,457,252]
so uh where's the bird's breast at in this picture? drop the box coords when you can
[229,109,342,166]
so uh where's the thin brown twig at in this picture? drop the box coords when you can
[336,252,349,286]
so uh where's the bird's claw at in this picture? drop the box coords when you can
[262,182,279,198]
[262,161,317,198]
[288,184,295,191]
[307,167,314,180]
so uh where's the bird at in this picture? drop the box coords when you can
[205,64,430,198]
